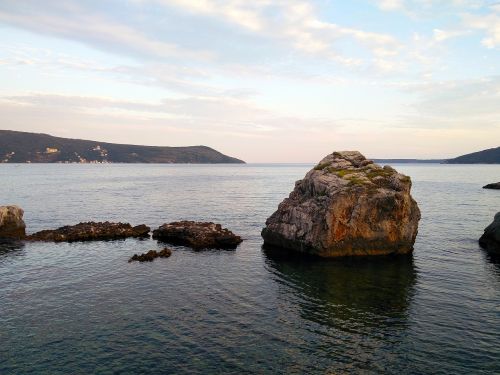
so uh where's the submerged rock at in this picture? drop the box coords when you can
[27,221,150,242]
[129,248,172,262]
[479,213,500,253]
[0,206,26,240]
[261,151,421,257]
[152,221,242,249]
[483,182,500,190]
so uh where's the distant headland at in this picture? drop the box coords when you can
[0,130,245,164]
[375,146,500,164]
[444,147,500,164]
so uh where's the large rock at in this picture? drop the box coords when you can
[0,205,26,240]
[152,221,242,249]
[479,213,500,253]
[261,151,421,257]
[26,221,150,242]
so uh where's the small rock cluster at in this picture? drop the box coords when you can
[0,205,244,263]
[129,248,172,262]
[152,221,243,249]
[26,222,150,242]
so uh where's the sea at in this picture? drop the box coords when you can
[0,163,499,374]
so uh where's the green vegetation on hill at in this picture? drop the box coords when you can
[0,130,245,164]
[445,147,500,164]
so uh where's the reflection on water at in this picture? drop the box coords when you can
[484,250,500,276]
[262,248,418,373]
[0,240,25,257]
[264,247,417,329]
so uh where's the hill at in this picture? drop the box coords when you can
[0,130,244,164]
[445,147,500,164]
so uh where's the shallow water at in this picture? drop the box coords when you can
[0,164,499,374]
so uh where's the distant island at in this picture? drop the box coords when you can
[0,130,245,164]
[445,147,500,164]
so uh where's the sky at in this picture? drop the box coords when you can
[0,0,499,162]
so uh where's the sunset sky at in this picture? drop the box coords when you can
[1,0,499,162]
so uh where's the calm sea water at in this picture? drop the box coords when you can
[0,164,499,374]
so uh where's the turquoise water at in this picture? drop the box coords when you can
[0,164,499,374]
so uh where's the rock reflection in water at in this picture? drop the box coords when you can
[484,251,500,279]
[263,246,417,331]
[0,240,25,258]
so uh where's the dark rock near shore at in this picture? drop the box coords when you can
[262,151,421,257]
[26,221,150,242]
[0,206,26,240]
[152,221,242,249]
[483,182,500,189]
[128,248,172,262]
[479,213,500,253]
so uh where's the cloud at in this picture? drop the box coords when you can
[432,28,470,42]
[375,0,483,16]
[0,0,402,72]
[0,92,343,136]
[147,0,401,68]
[0,0,213,62]
[1,93,264,123]
[415,76,500,120]
[0,44,260,98]
[377,0,405,11]
[463,9,500,48]
[0,0,407,80]
[383,76,500,133]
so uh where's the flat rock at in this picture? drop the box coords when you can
[479,212,500,253]
[261,151,421,257]
[0,206,26,240]
[483,182,500,189]
[26,221,150,242]
[129,248,172,262]
[152,221,242,249]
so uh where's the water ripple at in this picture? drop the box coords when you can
[0,164,499,374]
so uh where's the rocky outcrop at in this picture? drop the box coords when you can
[483,182,500,190]
[0,206,26,240]
[128,248,172,262]
[261,151,421,257]
[479,213,500,253]
[152,221,242,249]
[27,221,150,242]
